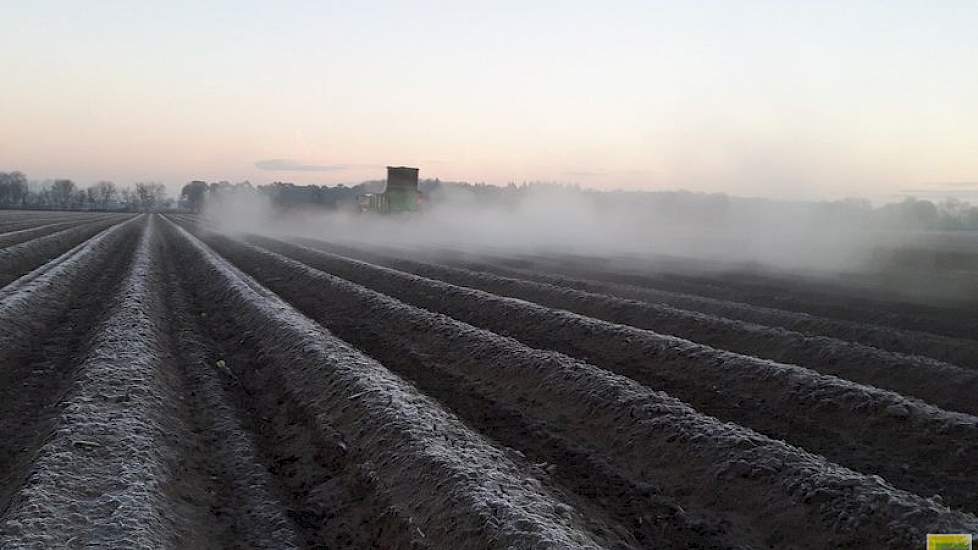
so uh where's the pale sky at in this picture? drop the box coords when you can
[1,1,976,200]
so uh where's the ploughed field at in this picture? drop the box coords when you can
[1,210,977,549]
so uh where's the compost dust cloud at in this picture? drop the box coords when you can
[204,188,869,267]
[200,186,977,304]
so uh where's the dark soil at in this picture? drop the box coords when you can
[2,211,977,549]
[176,223,978,548]
[245,234,978,516]
[0,216,130,287]
[405,246,978,368]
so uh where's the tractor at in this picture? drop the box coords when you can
[358,166,422,214]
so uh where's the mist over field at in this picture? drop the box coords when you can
[201,182,978,295]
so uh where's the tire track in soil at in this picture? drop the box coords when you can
[288,238,978,417]
[161,217,615,550]
[239,233,978,516]
[173,219,978,549]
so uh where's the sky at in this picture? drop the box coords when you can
[1,1,976,201]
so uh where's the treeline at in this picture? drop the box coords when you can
[0,171,170,211]
[179,180,371,212]
[185,177,978,231]
[7,169,978,231]
[178,178,567,212]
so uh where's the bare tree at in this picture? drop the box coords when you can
[0,172,29,208]
[134,182,168,211]
[90,181,117,209]
[9,173,28,207]
[180,181,209,212]
[85,186,98,208]
[119,187,136,211]
[69,188,86,210]
[50,179,76,209]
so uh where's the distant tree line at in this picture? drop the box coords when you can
[0,171,171,212]
[7,169,978,230]
[177,178,561,213]
[180,177,978,231]
[179,180,367,213]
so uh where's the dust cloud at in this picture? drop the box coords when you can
[201,184,978,305]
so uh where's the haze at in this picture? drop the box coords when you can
[2,1,977,201]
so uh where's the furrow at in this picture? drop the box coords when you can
[240,233,978,515]
[1,216,306,548]
[514,252,978,341]
[191,225,978,548]
[158,237,304,549]
[411,246,978,368]
[289,238,978,416]
[0,217,116,249]
[165,250,434,550]
[0,217,128,288]
[0,216,142,364]
[0,221,142,520]
[0,215,94,233]
[0,212,111,229]
[159,216,615,550]
[1,217,188,547]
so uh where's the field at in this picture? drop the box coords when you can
[1,210,977,549]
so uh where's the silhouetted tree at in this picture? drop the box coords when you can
[119,187,137,210]
[0,172,29,208]
[134,182,168,211]
[180,180,209,212]
[89,181,117,209]
[50,179,76,209]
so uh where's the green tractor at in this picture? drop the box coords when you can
[358,166,421,214]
